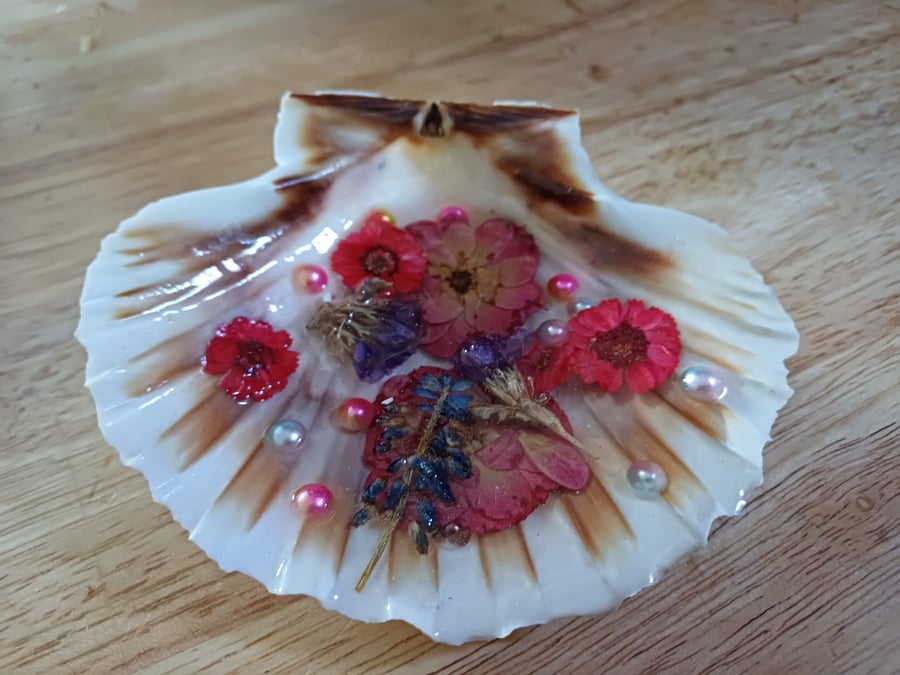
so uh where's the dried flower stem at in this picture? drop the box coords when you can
[473,368,589,453]
[307,280,392,359]
[307,302,380,357]
[356,385,450,592]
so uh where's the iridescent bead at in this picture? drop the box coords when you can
[336,397,376,432]
[437,205,469,225]
[680,366,728,401]
[291,483,333,517]
[547,274,580,301]
[265,419,307,453]
[566,296,595,316]
[292,264,328,294]
[364,209,396,227]
[627,461,668,498]
[536,319,570,347]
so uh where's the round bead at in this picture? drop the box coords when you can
[627,461,668,498]
[566,296,595,316]
[265,419,307,452]
[291,483,333,517]
[437,205,469,225]
[547,274,580,301]
[536,319,570,347]
[292,264,328,294]
[680,366,728,401]
[364,209,396,227]
[441,523,472,546]
[336,397,376,432]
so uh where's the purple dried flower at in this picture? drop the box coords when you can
[352,300,424,382]
[453,329,533,381]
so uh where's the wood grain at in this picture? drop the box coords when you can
[1,0,898,672]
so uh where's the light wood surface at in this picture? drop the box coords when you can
[2,1,898,672]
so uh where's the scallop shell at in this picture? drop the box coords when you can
[76,92,799,644]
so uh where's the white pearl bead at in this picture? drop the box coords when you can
[536,319,570,347]
[680,366,728,401]
[566,297,594,316]
[627,461,668,498]
[265,419,307,457]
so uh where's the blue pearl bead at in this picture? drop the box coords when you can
[265,418,307,455]
[627,461,668,498]
[566,297,594,316]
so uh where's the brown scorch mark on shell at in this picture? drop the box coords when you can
[504,165,596,215]
[292,94,427,165]
[477,526,539,588]
[291,93,425,124]
[624,419,709,525]
[445,102,574,134]
[679,326,754,376]
[388,533,439,592]
[654,381,728,443]
[281,373,369,577]
[126,333,200,397]
[127,353,198,398]
[582,389,707,507]
[560,473,634,560]
[490,129,596,216]
[113,173,333,320]
[565,222,673,279]
[208,391,300,531]
[122,277,279,396]
[215,440,283,530]
[292,498,356,576]
[477,536,492,588]
[161,385,245,470]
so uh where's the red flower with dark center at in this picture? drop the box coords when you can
[569,299,680,393]
[202,317,299,402]
[330,217,427,292]
[517,340,574,393]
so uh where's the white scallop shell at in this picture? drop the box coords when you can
[76,92,798,644]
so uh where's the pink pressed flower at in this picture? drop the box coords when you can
[408,217,544,358]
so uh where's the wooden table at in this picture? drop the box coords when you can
[2,1,898,672]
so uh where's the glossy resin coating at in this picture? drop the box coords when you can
[77,92,798,644]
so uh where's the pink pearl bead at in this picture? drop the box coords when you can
[292,483,333,517]
[336,397,375,432]
[292,264,328,294]
[547,274,580,301]
[536,319,570,347]
[437,205,469,225]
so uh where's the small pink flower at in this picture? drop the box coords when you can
[408,216,544,358]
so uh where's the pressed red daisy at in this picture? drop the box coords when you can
[330,215,427,293]
[516,339,574,394]
[202,317,299,402]
[569,299,681,393]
